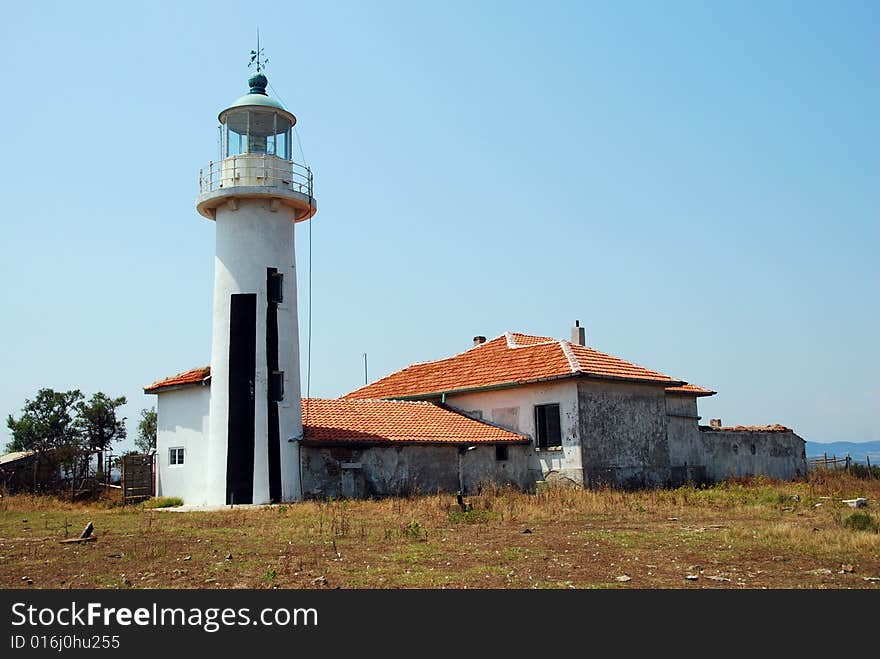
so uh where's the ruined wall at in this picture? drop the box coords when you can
[695,429,807,481]
[300,444,532,499]
[577,380,671,487]
[446,380,583,486]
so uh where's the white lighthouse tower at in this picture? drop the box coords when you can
[196,65,316,506]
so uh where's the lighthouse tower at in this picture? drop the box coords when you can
[196,69,316,506]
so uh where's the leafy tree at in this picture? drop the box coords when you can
[76,393,127,475]
[6,388,84,489]
[135,408,157,454]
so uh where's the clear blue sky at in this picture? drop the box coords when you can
[1,1,877,452]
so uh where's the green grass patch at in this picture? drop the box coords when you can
[143,497,183,509]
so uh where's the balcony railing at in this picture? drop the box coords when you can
[199,155,313,198]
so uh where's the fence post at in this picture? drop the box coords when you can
[845,454,851,473]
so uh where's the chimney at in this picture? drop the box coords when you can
[473,335,487,347]
[571,320,586,346]
[709,418,722,429]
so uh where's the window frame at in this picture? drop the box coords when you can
[169,447,185,466]
[534,403,563,450]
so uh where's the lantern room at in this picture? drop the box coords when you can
[196,70,316,223]
[219,72,295,159]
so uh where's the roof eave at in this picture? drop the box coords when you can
[375,371,683,401]
[666,390,717,398]
[143,379,211,395]
[300,438,530,448]
[578,372,685,387]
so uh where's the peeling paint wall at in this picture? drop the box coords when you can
[300,444,532,499]
[578,380,671,487]
[695,429,807,481]
[665,393,807,483]
[445,381,583,485]
[665,394,708,484]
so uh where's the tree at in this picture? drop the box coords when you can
[6,388,84,490]
[76,393,127,476]
[135,407,157,454]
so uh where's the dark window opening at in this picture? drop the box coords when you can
[268,270,284,304]
[534,403,562,449]
[495,445,509,461]
[169,447,185,465]
[269,370,285,402]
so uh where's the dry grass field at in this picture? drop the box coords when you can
[1,471,878,589]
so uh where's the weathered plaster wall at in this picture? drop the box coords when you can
[156,387,211,504]
[696,429,807,481]
[445,380,582,486]
[577,380,671,487]
[665,395,807,483]
[300,444,531,499]
[665,394,708,484]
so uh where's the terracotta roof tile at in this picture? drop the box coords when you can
[144,366,211,394]
[143,369,526,444]
[302,398,527,445]
[345,332,683,400]
[665,383,717,397]
[507,332,555,346]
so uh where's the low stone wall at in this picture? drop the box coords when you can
[694,428,807,482]
[300,444,532,499]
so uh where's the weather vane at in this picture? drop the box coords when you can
[249,29,269,73]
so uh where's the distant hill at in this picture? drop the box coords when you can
[806,441,880,465]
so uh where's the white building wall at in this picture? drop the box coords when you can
[155,387,211,505]
[445,380,583,485]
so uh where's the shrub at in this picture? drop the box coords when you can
[402,520,423,538]
[842,512,879,533]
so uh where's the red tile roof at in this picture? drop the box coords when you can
[143,369,526,445]
[302,398,527,445]
[344,332,685,400]
[144,366,211,394]
[666,383,716,397]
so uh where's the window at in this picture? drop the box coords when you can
[169,447,185,466]
[534,404,562,449]
[495,445,509,461]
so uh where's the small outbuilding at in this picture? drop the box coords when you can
[300,398,529,498]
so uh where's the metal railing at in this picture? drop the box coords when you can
[199,155,313,198]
